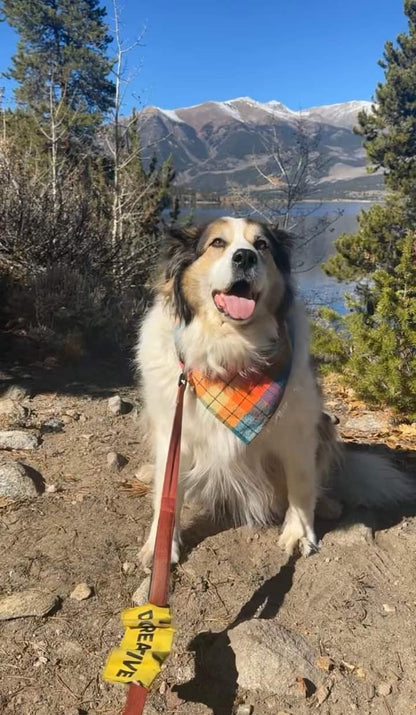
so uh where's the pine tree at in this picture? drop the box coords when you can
[319,0,416,419]
[355,0,416,203]
[1,0,115,137]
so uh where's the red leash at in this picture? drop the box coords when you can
[123,372,187,715]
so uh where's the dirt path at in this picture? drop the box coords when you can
[0,363,415,715]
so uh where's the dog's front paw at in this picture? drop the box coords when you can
[139,533,182,569]
[300,537,319,557]
[279,524,302,555]
[279,508,317,557]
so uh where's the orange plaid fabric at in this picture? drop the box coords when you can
[175,321,293,444]
[186,360,291,444]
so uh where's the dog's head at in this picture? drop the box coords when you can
[162,217,293,327]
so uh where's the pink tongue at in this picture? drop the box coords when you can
[214,292,256,320]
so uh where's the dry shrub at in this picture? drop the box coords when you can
[0,138,160,359]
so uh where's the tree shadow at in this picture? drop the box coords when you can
[0,331,134,399]
[175,555,298,715]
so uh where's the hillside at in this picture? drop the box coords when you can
[137,97,383,199]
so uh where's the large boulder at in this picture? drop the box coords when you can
[0,459,39,499]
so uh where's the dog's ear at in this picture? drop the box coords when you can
[262,225,294,317]
[262,225,292,276]
[164,225,204,324]
[164,226,202,279]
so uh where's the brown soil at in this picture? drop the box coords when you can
[0,360,415,715]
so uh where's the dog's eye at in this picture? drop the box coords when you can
[211,237,225,248]
[254,238,268,251]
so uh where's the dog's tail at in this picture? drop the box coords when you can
[333,451,415,508]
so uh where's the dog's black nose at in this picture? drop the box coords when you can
[232,249,257,271]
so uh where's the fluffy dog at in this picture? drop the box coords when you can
[137,217,413,566]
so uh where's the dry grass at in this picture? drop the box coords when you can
[118,478,151,497]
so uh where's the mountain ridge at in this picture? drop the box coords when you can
[137,97,381,198]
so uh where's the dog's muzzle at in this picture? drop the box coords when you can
[213,249,260,322]
[232,248,257,276]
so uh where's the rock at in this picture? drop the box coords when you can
[315,683,331,706]
[81,433,94,442]
[0,460,39,499]
[41,417,65,433]
[70,583,93,601]
[323,411,339,425]
[165,690,183,709]
[236,705,253,715]
[316,655,334,672]
[367,684,376,700]
[122,561,136,575]
[295,676,315,698]
[135,463,154,485]
[108,395,132,416]
[4,385,29,401]
[45,484,57,494]
[33,655,48,668]
[328,522,373,546]
[0,588,58,620]
[377,682,392,697]
[56,640,84,662]
[107,451,128,471]
[343,413,389,435]
[212,621,322,695]
[0,431,39,450]
[382,603,396,613]
[132,576,151,605]
[0,399,27,419]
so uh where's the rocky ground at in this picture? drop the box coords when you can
[0,357,415,715]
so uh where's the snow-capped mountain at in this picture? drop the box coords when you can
[137,97,380,197]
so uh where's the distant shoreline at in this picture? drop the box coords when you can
[184,197,378,207]
[298,198,376,204]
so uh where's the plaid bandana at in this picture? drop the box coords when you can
[175,324,293,444]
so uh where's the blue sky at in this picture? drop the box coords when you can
[0,0,408,112]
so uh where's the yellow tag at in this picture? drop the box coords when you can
[120,624,174,654]
[121,603,172,628]
[102,603,175,687]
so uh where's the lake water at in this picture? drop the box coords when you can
[186,202,369,312]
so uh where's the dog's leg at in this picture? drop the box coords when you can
[278,443,318,557]
[139,432,187,568]
[268,456,288,522]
